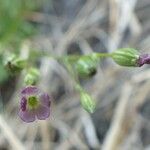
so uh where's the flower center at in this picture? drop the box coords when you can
[28,96,39,109]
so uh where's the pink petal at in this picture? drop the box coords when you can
[21,86,39,96]
[40,93,51,107]
[20,97,27,111]
[36,105,50,120]
[18,110,36,123]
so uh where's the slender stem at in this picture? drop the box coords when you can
[47,52,113,61]
[96,53,113,58]
[75,83,84,93]
[60,57,85,93]
[62,57,79,82]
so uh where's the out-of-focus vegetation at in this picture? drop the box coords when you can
[0,0,43,83]
[0,0,40,48]
[0,56,8,83]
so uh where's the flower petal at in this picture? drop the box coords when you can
[20,97,27,111]
[18,110,36,123]
[36,105,50,120]
[40,93,51,107]
[21,86,39,96]
[138,54,150,67]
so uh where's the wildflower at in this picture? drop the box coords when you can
[19,86,51,123]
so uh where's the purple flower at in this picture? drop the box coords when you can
[18,86,51,123]
[137,54,150,67]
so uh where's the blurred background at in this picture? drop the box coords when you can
[0,0,150,149]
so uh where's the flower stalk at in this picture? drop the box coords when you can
[4,47,150,122]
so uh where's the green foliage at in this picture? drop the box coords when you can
[0,0,40,48]
[0,56,8,83]
[0,0,42,83]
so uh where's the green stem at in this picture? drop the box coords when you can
[47,52,113,61]
[75,83,84,93]
[96,53,113,58]
[62,57,79,82]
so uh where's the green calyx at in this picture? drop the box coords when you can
[75,53,99,78]
[5,54,26,74]
[24,68,40,85]
[80,92,96,113]
[28,96,39,109]
[112,48,140,67]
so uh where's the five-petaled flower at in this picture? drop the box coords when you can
[19,86,51,123]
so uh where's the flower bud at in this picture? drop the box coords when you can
[112,48,140,67]
[5,54,26,74]
[75,53,99,78]
[80,92,96,113]
[24,68,40,85]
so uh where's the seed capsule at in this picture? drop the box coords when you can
[112,48,140,67]
[75,53,99,78]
